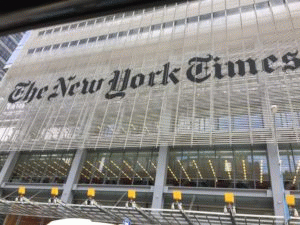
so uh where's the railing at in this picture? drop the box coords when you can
[0,198,298,225]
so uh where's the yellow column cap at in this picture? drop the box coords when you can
[224,192,234,204]
[286,194,295,207]
[173,191,182,201]
[87,188,95,198]
[128,189,136,200]
[51,187,59,197]
[18,186,26,196]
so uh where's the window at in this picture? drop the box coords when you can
[280,145,300,190]
[87,20,95,26]
[108,32,118,39]
[43,45,51,51]
[0,45,10,60]
[118,31,127,38]
[12,33,23,42]
[140,26,150,33]
[96,18,104,23]
[62,25,69,31]
[79,149,158,185]
[53,27,61,33]
[35,47,43,53]
[0,154,7,172]
[167,147,270,189]
[151,24,161,31]
[45,29,53,35]
[163,21,173,28]
[114,13,123,19]
[70,24,78,29]
[129,28,139,35]
[61,42,69,48]
[70,40,79,47]
[144,7,153,13]
[105,15,114,22]
[175,19,185,26]
[98,35,107,41]
[79,38,88,45]
[125,11,133,17]
[134,9,143,15]
[38,31,45,36]
[9,152,75,184]
[27,48,35,54]
[78,22,86,27]
[200,13,211,21]
[0,36,17,51]
[88,37,97,43]
[187,16,198,23]
[52,44,60,50]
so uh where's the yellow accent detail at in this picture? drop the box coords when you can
[286,194,295,207]
[87,188,95,198]
[18,186,26,196]
[224,192,234,204]
[51,187,59,197]
[173,191,182,201]
[128,189,136,200]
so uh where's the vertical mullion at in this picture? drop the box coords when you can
[124,92,138,148]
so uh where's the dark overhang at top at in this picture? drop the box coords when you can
[0,0,189,36]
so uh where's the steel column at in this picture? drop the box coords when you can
[151,146,168,209]
[267,142,289,220]
[61,148,86,203]
[258,71,289,219]
[0,151,19,188]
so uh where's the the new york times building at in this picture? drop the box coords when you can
[0,0,300,219]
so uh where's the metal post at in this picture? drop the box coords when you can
[267,142,289,221]
[0,151,19,188]
[258,73,289,220]
[61,148,86,203]
[151,145,168,209]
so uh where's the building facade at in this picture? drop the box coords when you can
[0,33,24,80]
[0,0,300,221]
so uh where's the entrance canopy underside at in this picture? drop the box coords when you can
[0,199,298,225]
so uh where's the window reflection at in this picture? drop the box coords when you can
[280,144,300,190]
[167,147,270,189]
[79,149,158,185]
[9,151,75,184]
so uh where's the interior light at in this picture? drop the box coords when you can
[123,160,142,180]
[111,160,132,180]
[137,161,154,181]
[242,160,247,181]
[177,160,191,182]
[209,160,218,182]
[260,160,263,184]
[168,166,179,182]
[192,160,203,179]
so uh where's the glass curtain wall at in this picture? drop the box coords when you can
[167,146,270,189]
[9,151,75,184]
[280,144,300,190]
[0,153,7,171]
[79,149,158,185]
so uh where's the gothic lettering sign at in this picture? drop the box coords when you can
[8,50,300,104]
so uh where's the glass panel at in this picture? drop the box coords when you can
[167,147,270,189]
[9,151,75,184]
[235,149,254,188]
[281,145,300,190]
[79,149,158,185]
[0,154,7,171]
